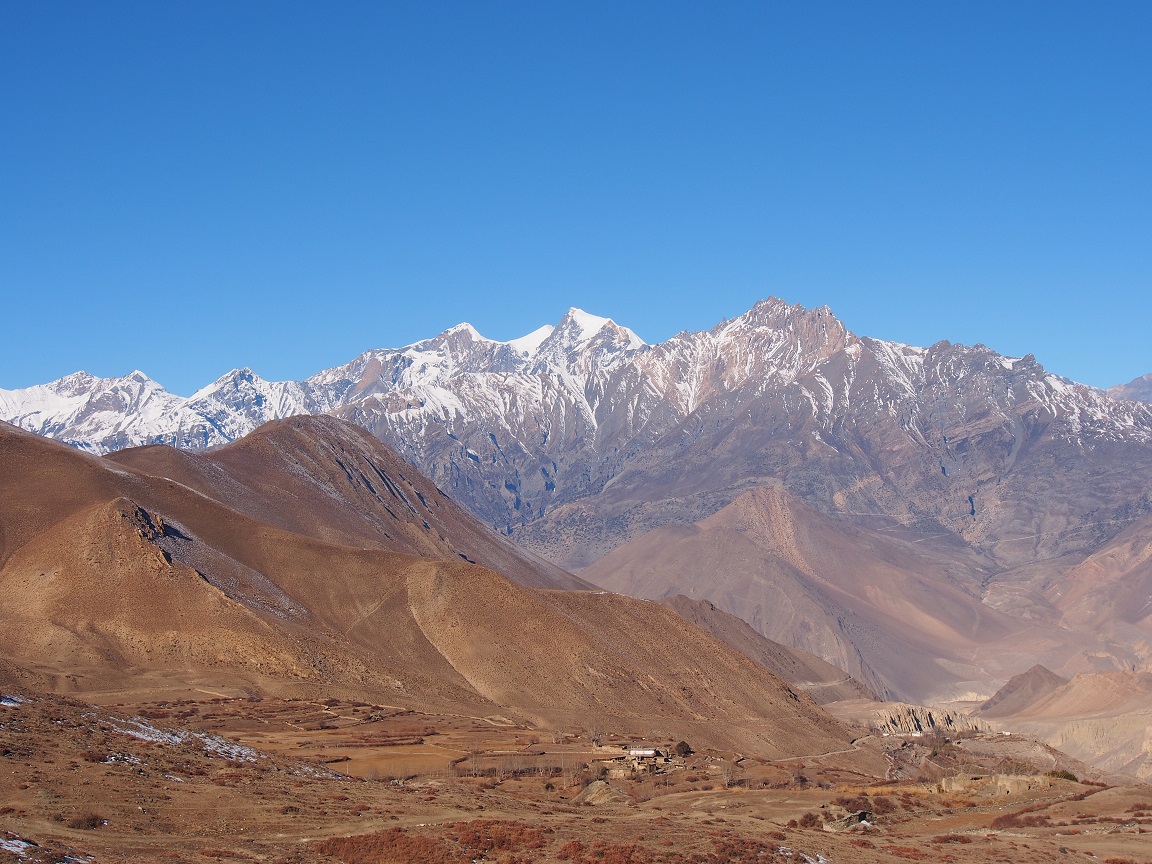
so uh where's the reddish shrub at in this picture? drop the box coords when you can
[556,839,586,860]
[449,820,551,854]
[316,828,465,864]
[990,812,1052,829]
[882,845,931,860]
[931,834,973,844]
[66,812,102,830]
[869,794,897,814]
[797,811,821,828]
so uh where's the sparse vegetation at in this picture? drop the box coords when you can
[4,689,1152,864]
[930,834,973,844]
[317,827,464,864]
[66,811,103,830]
[797,811,822,828]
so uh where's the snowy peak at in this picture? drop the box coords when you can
[542,308,644,350]
[387,309,644,369]
[0,369,186,451]
[189,367,266,401]
[558,307,646,350]
[563,308,613,341]
[530,307,646,372]
[723,297,850,351]
[507,325,554,356]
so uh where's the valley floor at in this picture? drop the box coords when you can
[3,690,1151,864]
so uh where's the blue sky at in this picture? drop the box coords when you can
[2,1,1150,394]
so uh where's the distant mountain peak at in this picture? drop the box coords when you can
[442,322,487,340]
[507,324,555,355]
[548,307,646,350]
[1109,372,1152,403]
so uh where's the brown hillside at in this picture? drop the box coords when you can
[1049,512,1152,638]
[661,595,878,704]
[0,420,855,758]
[584,485,1086,704]
[978,671,1152,781]
[977,664,1070,719]
[108,414,588,590]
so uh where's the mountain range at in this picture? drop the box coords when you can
[5,297,1152,706]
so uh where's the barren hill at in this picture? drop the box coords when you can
[661,595,877,704]
[107,414,587,590]
[584,485,1103,703]
[0,419,853,757]
[976,671,1152,781]
[977,664,1070,719]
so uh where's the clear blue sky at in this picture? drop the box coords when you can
[2,1,1150,394]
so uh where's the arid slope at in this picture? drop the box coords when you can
[976,670,1152,781]
[585,486,1096,703]
[0,419,853,757]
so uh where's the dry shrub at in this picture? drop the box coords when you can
[869,794,896,814]
[66,812,102,830]
[448,820,552,854]
[931,834,973,844]
[882,845,931,860]
[556,839,586,860]
[712,836,786,862]
[556,839,656,864]
[898,794,923,811]
[989,812,1051,829]
[316,828,464,864]
[797,811,822,828]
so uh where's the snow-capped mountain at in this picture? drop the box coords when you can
[5,299,1152,575]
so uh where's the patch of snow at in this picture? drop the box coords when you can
[291,763,344,779]
[0,694,26,707]
[0,837,36,857]
[104,752,141,765]
[108,716,261,762]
